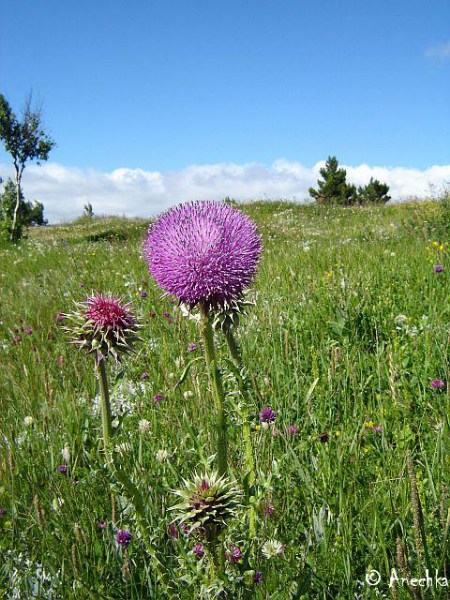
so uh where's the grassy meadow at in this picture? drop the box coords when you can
[0,199,449,599]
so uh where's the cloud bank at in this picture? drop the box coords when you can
[1,159,449,223]
[425,41,450,58]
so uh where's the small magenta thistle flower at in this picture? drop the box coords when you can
[58,464,68,474]
[116,529,132,547]
[253,571,263,584]
[287,424,299,436]
[259,406,276,424]
[144,201,261,311]
[431,378,445,389]
[434,264,444,273]
[63,293,140,362]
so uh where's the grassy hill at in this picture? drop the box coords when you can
[0,199,449,598]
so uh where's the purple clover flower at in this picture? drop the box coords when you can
[226,545,243,563]
[116,529,132,547]
[431,378,445,389]
[140,291,148,298]
[97,520,108,529]
[287,424,299,436]
[144,201,261,310]
[259,406,276,424]
[153,393,164,403]
[192,542,205,558]
[58,464,68,474]
[434,264,444,273]
[188,342,198,352]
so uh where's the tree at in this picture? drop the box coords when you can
[0,93,55,241]
[309,156,357,205]
[0,178,47,240]
[357,177,391,205]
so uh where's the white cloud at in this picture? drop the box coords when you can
[0,159,449,223]
[425,41,450,58]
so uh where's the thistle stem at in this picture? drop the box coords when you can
[199,307,228,477]
[94,352,174,597]
[224,329,257,539]
[95,353,114,449]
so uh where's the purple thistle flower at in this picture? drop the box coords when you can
[434,264,444,273]
[431,378,445,389]
[153,393,164,403]
[116,529,132,547]
[287,424,299,436]
[58,464,68,474]
[254,571,263,584]
[259,406,276,424]
[226,545,243,563]
[192,542,205,558]
[140,290,148,298]
[144,201,261,310]
[85,294,135,330]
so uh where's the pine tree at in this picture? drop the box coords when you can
[309,156,356,205]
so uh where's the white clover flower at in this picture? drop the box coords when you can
[261,539,285,559]
[138,419,151,434]
[23,416,34,427]
[394,314,408,324]
[61,444,71,463]
[156,449,169,463]
[183,391,194,400]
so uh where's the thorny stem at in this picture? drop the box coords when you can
[94,352,175,598]
[224,328,257,540]
[199,306,228,477]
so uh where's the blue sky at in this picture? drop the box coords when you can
[0,0,449,221]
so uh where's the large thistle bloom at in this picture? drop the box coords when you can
[144,201,261,311]
[63,293,140,362]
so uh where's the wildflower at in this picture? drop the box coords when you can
[187,342,198,352]
[144,201,261,311]
[153,393,164,403]
[97,520,108,529]
[168,521,179,539]
[254,571,263,584]
[373,424,382,433]
[25,326,33,335]
[226,545,243,563]
[23,416,34,427]
[192,543,205,558]
[365,421,374,429]
[138,419,151,434]
[261,539,285,559]
[434,264,444,273]
[0,508,6,516]
[431,378,445,389]
[287,424,299,436]
[63,293,140,362]
[259,406,276,424]
[58,465,68,474]
[263,503,275,517]
[61,444,71,463]
[319,432,329,443]
[139,291,148,298]
[183,390,194,400]
[149,310,156,318]
[156,449,169,462]
[141,372,150,380]
[116,529,132,547]
[394,314,408,325]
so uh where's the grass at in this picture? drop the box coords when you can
[0,199,449,599]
